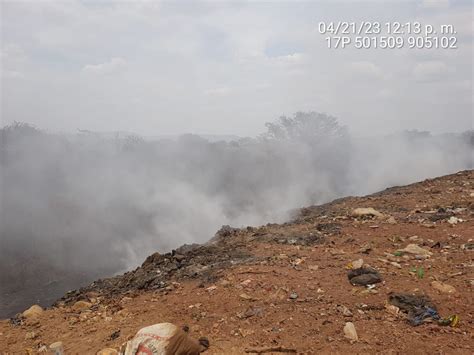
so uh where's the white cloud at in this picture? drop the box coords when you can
[204,87,232,97]
[413,61,449,82]
[1,1,472,136]
[350,61,384,80]
[420,0,450,9]
[82,57,126,75]
[1,70,24,79]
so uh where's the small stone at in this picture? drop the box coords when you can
[352,259,364,269]
[239,293,254,301]
[174,254,186,262]
[337,305,353,317]
[308,265,319,271]
[343,322,358,341]
[289,292,298,300]
[386,216,397,224]
[390,262,402,269]
[448,216,462,225]
[49,342,64,354]
[351,208,383,218]
[72,300,92,312]
[431,281,456,294]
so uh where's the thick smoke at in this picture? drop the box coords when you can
[0,112,472,316]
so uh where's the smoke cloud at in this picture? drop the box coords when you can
[0,112,472,316]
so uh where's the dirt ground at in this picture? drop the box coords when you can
[1,170,473,354]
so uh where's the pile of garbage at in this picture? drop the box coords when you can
[56,228,254,306]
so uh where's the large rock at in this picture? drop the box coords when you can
[398,244,432,257]
[343,322,358,341]
[347,267,382,286]
[22,305,43,319]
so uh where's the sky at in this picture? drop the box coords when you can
[1,0,472,137]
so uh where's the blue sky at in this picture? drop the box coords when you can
[1,0,472,136]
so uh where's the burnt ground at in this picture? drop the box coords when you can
[1,170,473,354]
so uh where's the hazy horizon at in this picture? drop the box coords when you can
[2,0,472,136]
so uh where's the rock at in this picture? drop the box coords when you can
[72,300,92,312]
[347,267,382,286]
[352,259,364,269]
[206,285,217,292]
[173,254,186,263]
[240,293,256,301]
[308,265,319,271]
[97,349,118,355]
[289,292,298,300]
[448,216,462,225]
[337,305,353,317]
[49,341,64,355]
[398,244,432,257]
[386,216,397,224]
[431,281,456,294]
[343,322,358,341]
[390,262,402,269]
[351,208,383,218]
[22,305,43,319]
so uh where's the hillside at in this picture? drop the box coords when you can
[1,170,473,354]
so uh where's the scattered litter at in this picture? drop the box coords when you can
[347,267,382,286]
[388,293,459,327]
[461,243,474,250]
[438,314,459,327]
[122,323,209,355]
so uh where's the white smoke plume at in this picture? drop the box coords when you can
[0,112,472,316]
